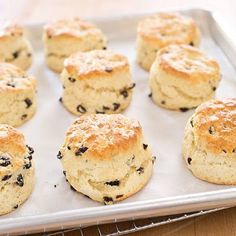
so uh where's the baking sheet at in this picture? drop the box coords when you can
[1,8,236,234]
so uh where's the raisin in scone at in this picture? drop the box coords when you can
[149,44,221,111]
[0,20,33,70]
[58,114,155,204]
[60,50,134,115]
[0,124,35,215]
[43,18,107,73]
[183,98,236,185]
[0,63,36,126]
[136,12,200,71]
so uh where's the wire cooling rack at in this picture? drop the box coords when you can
[44,207,226,236]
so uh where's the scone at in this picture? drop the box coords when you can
[136,12,200,71]
[0,63,37,126]
[0,20,33,70]
[58,114,155,204]
[0,124,35,215]
[149,44,221,111]
[183,98,236,185]
[43,17,107,73]
[60,50,134,115]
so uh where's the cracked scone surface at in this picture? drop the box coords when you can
[0,20,33,70]
[60,50,134,115]
[43,18,107,73]
[136,12,200,71]
[59,114,154,204]
[183,98,236,185]
[149,44,221,111]
[0,124,35,215]
[0,63,37,127]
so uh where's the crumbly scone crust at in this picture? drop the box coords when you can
[0,124,35,215]
[59,114,155,204]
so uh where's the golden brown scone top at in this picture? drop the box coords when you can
[0,124,28,178]
[156,44,220,83]
[192,98,236,155]
[0,62,24,78]
[0,20,23,38]
[138,13,199,46]
[64,50,129,79]
[44,17,103,38]
[64,114,142,158]
[0,63,36,92]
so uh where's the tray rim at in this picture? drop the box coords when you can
[1,7,236,234]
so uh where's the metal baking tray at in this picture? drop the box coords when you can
[1,8,236,235]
